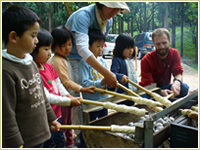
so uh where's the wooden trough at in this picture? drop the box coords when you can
[81,84,198,148]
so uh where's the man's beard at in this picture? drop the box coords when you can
[156,47,169,57]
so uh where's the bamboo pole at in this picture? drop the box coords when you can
[57,125,111,131]
[166,93,174,99]
[79,99,103,106]
[128,79,153,96]
[118,83,140,97]
[94,87,133,100]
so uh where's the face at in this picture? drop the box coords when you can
[153,34,171,59]
[122,47,134,59]
[89,40,104,58]
[101,6,120,20]
[16,22,39,58]
[56,39,72,57]
[34,45,51,64]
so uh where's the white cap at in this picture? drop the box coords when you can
[98,2,130,14]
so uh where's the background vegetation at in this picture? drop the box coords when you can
[2,2,198,69]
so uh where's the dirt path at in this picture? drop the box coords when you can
[104,57,198,90]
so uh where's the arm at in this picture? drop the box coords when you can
[171,50,184,97]
[56,77,69,96]
[51,57,81,93]
[44,87,71,106]
[139,57,154,87]
[111,57,129,84]
[2,72,24,148]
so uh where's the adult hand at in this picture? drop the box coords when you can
[171,81,181,97]
[161,89,173,97]
[50,120,61,132]
[104,71,118,88]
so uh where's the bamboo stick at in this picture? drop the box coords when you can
[52,125,136,134]
[166,93,174,99]
[57,125,111,131]
[128,79,153,96]
[79,99,103,106]
[94,87,133,100]
[118,83,140,97]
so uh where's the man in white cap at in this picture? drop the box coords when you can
[65,2,130,148]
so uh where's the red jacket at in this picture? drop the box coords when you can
[139,48,183,87]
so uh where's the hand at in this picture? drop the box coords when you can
[104,71,118,88]
[101,78,106,85]
[161,89,173,97]
[81,86,96,93]
[66,94,73,98]
[50,120,61,132]
[70,97,82,106]
[171,81,181,97]
[121,75,129,84]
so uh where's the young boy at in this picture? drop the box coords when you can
[78,29,109,121]
[2,5,60,148]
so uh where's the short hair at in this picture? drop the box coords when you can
[113,33,135,59]
[31,28,53,59]
[96,2,104,11]
[51,26,74,53]
[88,29,105,46]
[2,5,41,46]
[152,28,170,42]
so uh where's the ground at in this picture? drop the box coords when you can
[104,57,199,90]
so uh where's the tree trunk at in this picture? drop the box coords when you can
[172,3,176,48]
[164,2,168,29]
[152,2,155,30]
[131,16,133,36]
[139,3,142,33]
[144,2,146,31]
[48,8,51,32]
[180,2,184,57]
[64,2,73,18]
[195,23,198,63]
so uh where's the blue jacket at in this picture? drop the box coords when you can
[111,57,138,93]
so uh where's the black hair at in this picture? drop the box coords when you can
[113,33,135,59]
[88,29,105,46]
[2,5,41,46]
[96,2,104,11]
[31,28,53,59]
[51,25,74,53]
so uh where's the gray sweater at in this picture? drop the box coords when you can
[2,54,57,148]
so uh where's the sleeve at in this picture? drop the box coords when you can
[2,71,24,148]
[110,57,124,82]
[55,77,69,96]
[78,60,102,88]
[44,87,71,106]
[171,50,183,77]
[139,57,154,87]
[51,57,81,93]
[75,32,93,61]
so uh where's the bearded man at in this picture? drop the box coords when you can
[139,28,189,98]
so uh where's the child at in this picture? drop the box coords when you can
[78,29,109,121]
[50,25,95,148]
[31,28,81,148]
[78,28,109,148]
[2,5,60,148]
[111,33,138,106]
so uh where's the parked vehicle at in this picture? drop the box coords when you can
[102,34,118,58]
[134,31,155,59]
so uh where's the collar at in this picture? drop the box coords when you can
[2,49,33,65]
[95,5,107,34]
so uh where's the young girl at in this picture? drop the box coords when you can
[31,28,81,148]
[111,33,138,106]
[50,26,95,148]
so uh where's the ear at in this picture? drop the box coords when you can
[8,31,18,44]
